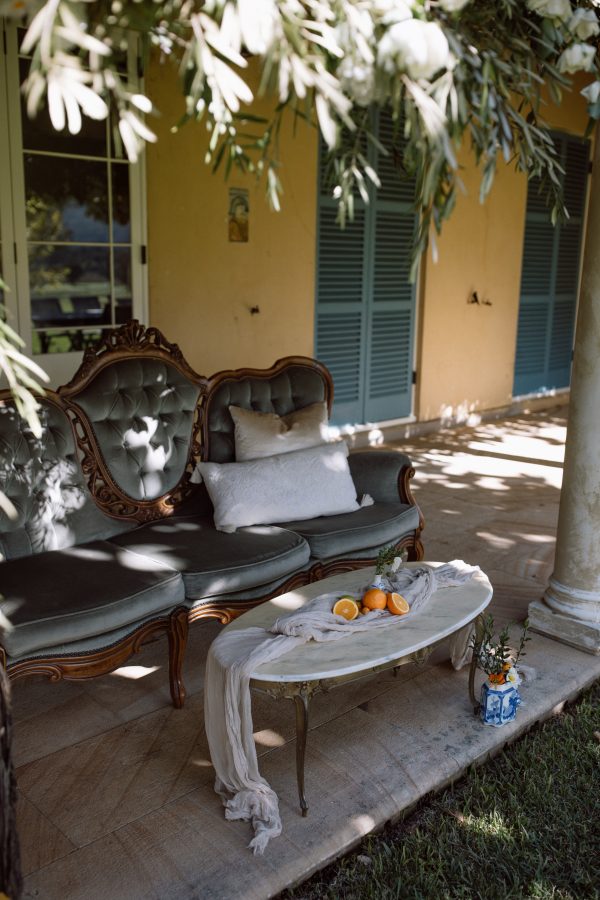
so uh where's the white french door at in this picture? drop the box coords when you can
[0,20,147,387]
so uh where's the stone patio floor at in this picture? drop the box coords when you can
[13,406,600,900]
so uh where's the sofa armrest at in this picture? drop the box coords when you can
[348,450,417,507]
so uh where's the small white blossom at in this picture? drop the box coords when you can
[374,0,415,25]
[439,0,471,12]
[527,0,572,23]
[338,56,376,106]
[558,42,596,73]
[581,80,600,103]
[378,19,451,80]
[506,667,521,686]
[568,8,600,39]
[237,0,279,55]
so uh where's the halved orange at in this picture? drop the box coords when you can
[362,588,387,610]
[332,597,360,621]
[387,592,410,616]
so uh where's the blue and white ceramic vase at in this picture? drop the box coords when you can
[370,574,387,590]
[480,680,521,727]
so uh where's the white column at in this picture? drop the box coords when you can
[529,127,600,655]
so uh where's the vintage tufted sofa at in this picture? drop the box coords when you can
[0,321,424,706]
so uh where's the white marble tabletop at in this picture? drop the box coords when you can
[223,563,493,684]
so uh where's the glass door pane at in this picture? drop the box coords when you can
[0,21,18,327]
[5,23,146,386]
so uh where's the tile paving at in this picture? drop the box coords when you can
[11,405,600,899]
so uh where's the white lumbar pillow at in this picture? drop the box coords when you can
[194,442,360,533]
[229,401,328,461]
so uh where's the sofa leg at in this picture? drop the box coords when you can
[168,608,189,709]
[408,537,425,562]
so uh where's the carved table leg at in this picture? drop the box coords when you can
[168,608,189,709]
[469,614,485,715]
[293,690,310,817]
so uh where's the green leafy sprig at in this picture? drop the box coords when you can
[471,615,531,677]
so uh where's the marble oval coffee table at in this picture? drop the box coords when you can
[223,563,493,815]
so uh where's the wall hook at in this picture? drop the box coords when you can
[249,305,260,315]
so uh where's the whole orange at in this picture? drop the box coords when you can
[362,588,387,610]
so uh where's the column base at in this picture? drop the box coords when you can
[528,598,600,655]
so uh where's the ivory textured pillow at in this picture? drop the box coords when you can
[229,402,328,461]
[195,442,360,533]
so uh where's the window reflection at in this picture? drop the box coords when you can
[29,245,111,351]
[112,163,131,243]
[32,329,105,355]
[18,45,137,355]
[25,155,109,243]
[113,246,132,324]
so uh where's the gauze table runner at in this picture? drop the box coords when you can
[204,561,481,853]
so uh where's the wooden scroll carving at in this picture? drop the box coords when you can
[3,608,190,710]
[59,319,194,390]
[59,320,207,524]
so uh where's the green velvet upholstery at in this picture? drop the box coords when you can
[0,540,184,657]
[276,502,420,560]
[0,400,134,561]
[108,516,310,600]
[0,345,422,693]
[5,616,180,665]
[70,358,201,501]
[347,450,413,503]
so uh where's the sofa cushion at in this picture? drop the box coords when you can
[206,362,330,463]
[276,502,421,560]
[0,541,184,658]
[229,401,328,461]
[0,400,135,561]
[195,442,360,533]
[108,516,310,600]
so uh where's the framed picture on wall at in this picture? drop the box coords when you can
[228,188,249,242]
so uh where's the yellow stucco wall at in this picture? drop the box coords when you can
[146,57,591,418]
[417,78,592,422]
[145,58,317,376]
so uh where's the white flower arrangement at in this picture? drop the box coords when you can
[471,616,530,687]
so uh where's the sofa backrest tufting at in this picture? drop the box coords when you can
[0,326,336,540]
[0,396,134,560]
[67,358,202,502]
[58,321,207,522]
[204,358,333,464]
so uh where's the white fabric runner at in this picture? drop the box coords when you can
[204,560,480,853]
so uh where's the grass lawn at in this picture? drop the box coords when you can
[284,681,600,900]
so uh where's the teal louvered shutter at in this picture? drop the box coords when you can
[315,164,367,424]
[365,108,416,422]
[514,134,589,396]
[315,108,417,426]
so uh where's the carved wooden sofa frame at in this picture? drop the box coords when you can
[0,321,424,707]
